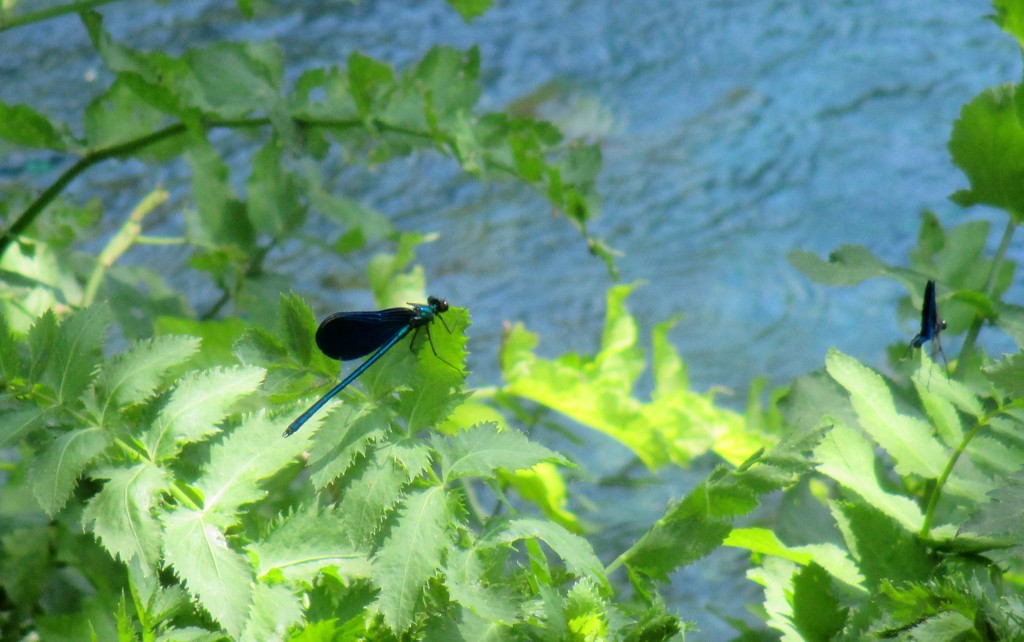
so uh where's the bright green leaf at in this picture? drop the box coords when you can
[434,423,567,481]
[82,463,168,571]
[373,486,451,632]
[725,527,864,591]
[250,503,371,584]
[163,508,254,637]
[485,518,607,591]
[29,426,111,516]
[143,366,265,461]
[826,349,945,479]
[196,411,310,517]
[503,284,765,468]
[814,423,923,532]
[47,304,113,406]
[96,335,201,419]
[948,84,1024,221]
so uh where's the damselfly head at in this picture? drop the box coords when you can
[427,295,449,312]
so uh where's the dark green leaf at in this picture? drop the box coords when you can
[348,52,394,119]
[0,102,72,150]
[247,139,306,236]
[791,563,847,640]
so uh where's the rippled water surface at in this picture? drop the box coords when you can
[3,1,1017,637]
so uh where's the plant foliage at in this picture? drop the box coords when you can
[3,1,1024,641]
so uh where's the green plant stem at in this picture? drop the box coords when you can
[916,401,1024,536]
[0,122,187,256]
[956,218,1016,374]
[82,188,169,307]
[0,0,121,32]
[0,115,448,258]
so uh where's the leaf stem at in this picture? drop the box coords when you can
[0,0,122,32]
[82,188,169,307]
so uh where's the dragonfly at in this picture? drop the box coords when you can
[909,279,948,373]
[283,296,453,437]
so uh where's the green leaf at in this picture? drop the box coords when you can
[503,284,764,469]
[143,366,265,461]
[279,292,316,365]
[992,0,1024,48]
[434,423,567,482]
[238,582,304,641]
[373,486,452,632]
[948,84,1024,221]
[501,462,582,533]
[196,411,310,518]
[0,406,48,448]
[247,139,306,236]
[82,463,168,571]
[348,52,395,119]
[163,508,253,637]
[443,547,519,625]
[84,77,170,150]
[47,304,114,406]
[791,563,848,640]
[29,426,112,516]
[724,528,864,591]
[308,406,390,489]
[788,244,888,285]
[814,422,924,532]
[335,444,423,546]
[184,140,254,249]
[0,102,72,150]
[484,518,607,590]
[445,0,493,20]
[250,503,371,584]
[27,309,58,383]
[984,352,1024,397]
[964,470,1024,542]
[175,42,284,119]
[95,335,201,419]
[826,349,945,478]
[833,501,933,587]
[414,46,481,126]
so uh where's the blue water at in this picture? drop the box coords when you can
[3,1,1017,637]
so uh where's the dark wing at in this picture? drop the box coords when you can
[315,307,416,360]
[921,280,938,341]
[911,280,937,348]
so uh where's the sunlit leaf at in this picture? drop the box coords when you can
[814,423,923,532]
[373,486,451,632]
[29,426,111,516]
[949,84,1024,222]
